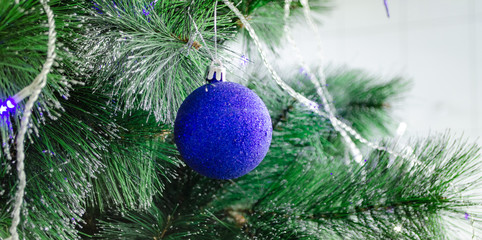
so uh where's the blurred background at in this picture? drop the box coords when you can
[288,0,481,145]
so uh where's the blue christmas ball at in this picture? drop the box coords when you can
[174,81,272,179]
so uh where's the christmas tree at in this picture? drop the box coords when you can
[1,0,481,239]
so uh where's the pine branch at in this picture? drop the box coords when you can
[76,0,237,123]
[307,196,450,220]
[245,134,481,239]
[95,167,241,239]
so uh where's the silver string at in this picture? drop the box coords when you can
[214,0,218,61]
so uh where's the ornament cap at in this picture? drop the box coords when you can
[207,59,226,82]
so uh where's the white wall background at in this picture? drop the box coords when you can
[291,0,481,145]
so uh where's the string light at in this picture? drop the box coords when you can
[0,98,17,116]
[7,0,57,239]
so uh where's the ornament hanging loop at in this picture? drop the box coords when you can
[206,59,226,82]
[206,1,224,83]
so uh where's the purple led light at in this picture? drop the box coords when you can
[6,98,16,109]
[0,97,17,116]
[465,213,470,220]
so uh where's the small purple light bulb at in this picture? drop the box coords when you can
[0,97,17,116]
[6,98,16,109]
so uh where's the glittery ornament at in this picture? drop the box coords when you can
[174,66,272,179]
